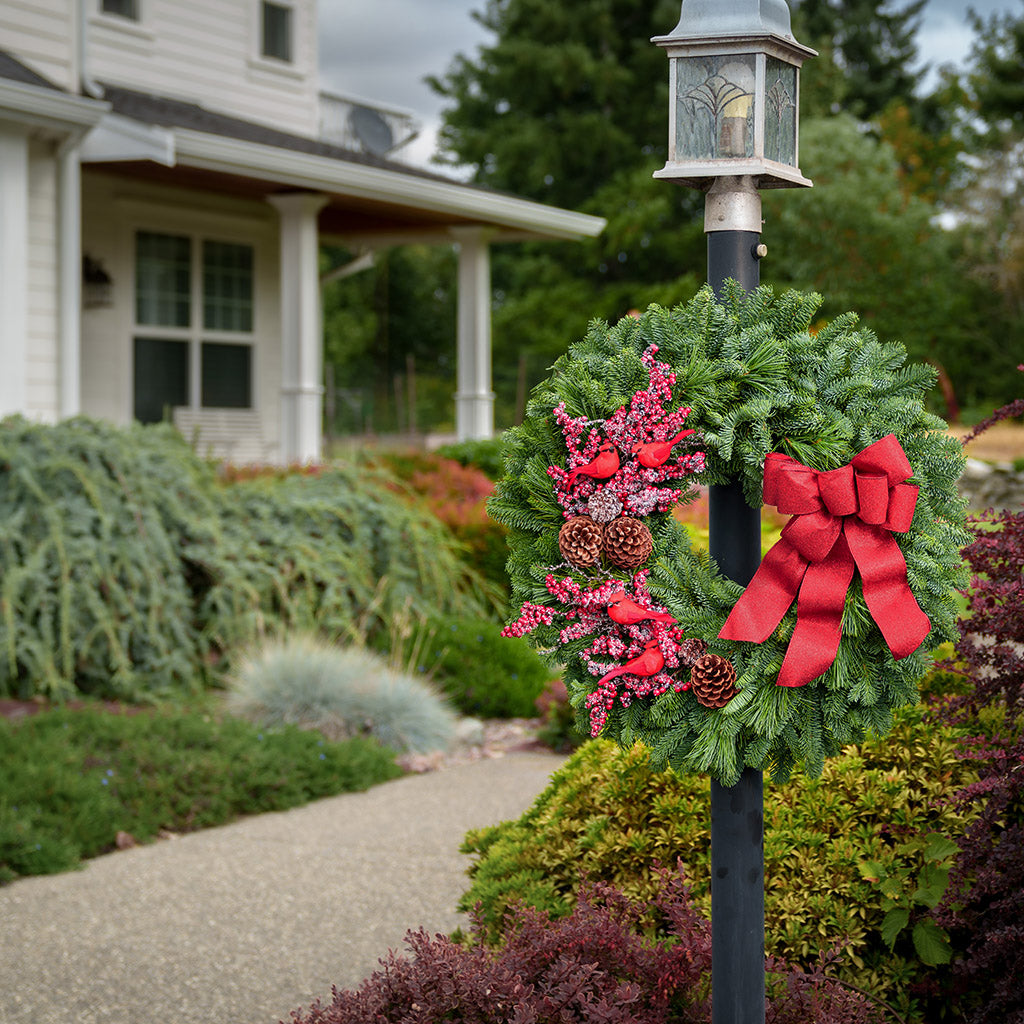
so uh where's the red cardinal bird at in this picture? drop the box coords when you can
[632,430,696,469]
[606,591,677,626]
[565,440,620,486]
[596,640,665,688]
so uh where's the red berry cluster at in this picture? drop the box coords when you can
[506,346,708,736]
[503,567,690,736]
[546,346,705,520]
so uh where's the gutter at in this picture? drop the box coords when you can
[171,129,607,241]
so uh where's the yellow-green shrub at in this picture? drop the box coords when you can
[459,703,983,1018]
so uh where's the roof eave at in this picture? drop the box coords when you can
[0,78,109,135]
[171,128,607,241]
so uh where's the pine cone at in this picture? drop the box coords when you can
[558,515,604,567]
[690,654,738,708]
[679,638,708,667]
[603,517,653,569]
[587,489,623,524]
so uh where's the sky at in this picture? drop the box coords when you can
[317,0,1021,171]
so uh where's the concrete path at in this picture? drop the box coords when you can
[0,751,564,1024]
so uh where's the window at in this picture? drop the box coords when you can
[134,338,188,424]
[101,0,140,19]
[202,343,252,408]
[133,231,256,423]
[261,1,292,62]
[136,231,190,327]
[203,241,253,332]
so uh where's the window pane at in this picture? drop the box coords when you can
[203,240,254,332]
[765,57,798,166]
[134,338,189,424]
[136,231,190,327]
[675,54,756,161]
[102,0,139,19]
[261,1,292,62]
[201,342,252,408]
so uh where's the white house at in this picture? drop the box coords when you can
[0,0,605,463]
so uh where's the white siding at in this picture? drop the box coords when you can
[80,170,282,458]
[26,137,60,421]
[0,0,76,91]
[87,0,319,138]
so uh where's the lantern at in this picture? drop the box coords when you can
[652,0,816,189]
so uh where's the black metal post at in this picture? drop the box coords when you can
[707,179,765,1024]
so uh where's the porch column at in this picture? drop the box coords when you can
[268,192,328,463]
[0,126,29,418]
[58,139,82,418]
[450,226,495,440]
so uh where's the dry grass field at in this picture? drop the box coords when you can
[948,421,1024,464]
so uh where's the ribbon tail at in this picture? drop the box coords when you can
[777,534,856,687]
[846,520,930,660]
[719,540,808,645]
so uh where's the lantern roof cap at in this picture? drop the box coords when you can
[664,0,794,39]
[653,0,814,59]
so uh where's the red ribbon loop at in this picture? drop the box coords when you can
[718,434,931,688]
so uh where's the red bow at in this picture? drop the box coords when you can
[718,434,930,687]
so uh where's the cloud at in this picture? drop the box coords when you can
[317,0,492,120]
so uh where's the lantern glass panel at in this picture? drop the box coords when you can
[764,56,798,166]
[675,53,757,161]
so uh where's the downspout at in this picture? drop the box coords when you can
[78,0,104,98]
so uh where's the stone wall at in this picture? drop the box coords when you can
[958,458,1024,510]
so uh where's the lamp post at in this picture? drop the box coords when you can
[652,4,815,1022]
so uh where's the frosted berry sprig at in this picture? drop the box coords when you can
[546,346,705,518]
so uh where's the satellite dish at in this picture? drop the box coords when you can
[348,105,394,157]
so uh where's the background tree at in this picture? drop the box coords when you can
[792,0,928,120]
[318,0,1023,438]
[949,5,1024,321]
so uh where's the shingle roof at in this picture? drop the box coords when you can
[0,50,65,91]
[100,82,473,189]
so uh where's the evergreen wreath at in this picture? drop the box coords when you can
[489,286,970,785]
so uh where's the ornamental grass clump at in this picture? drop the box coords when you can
[226,635,457,755]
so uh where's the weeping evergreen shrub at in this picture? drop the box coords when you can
[0,417,214,700]
[0,417,493,702]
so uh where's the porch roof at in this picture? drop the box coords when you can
[86,83,607,245]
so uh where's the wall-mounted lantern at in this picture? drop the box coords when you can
[652,0,816,189]
[82,255,113,309]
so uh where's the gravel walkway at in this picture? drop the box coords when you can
[0,750,564,1024]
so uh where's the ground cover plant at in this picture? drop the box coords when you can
[0,703,402,884]
[287,869,884,1024]
[422,615,554,719]
[0,417,495,702]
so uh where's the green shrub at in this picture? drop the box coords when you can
[0,417,214,701]
[434,438,506,480]
[535,678,587,753]
[457,703,983,1018]
[226,635,457,754]
[0,704,401,883]
[422,615,555,718]
[0,417,494,702]
[193,466,498,660]
[370,449,511,605]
